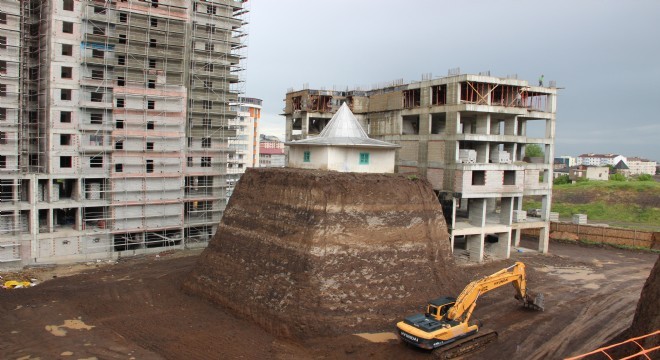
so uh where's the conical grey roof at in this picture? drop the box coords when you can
[614,160,629,169]
[285,103,399,148]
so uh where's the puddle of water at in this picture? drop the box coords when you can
[537,266,606,282]
[45,319,95,337]
[355,332,398,343]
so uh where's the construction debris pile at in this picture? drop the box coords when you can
[184,168,464,338]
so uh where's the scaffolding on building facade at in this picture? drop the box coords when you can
[0,0,249,266]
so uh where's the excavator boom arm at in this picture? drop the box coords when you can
[446,262,542,322]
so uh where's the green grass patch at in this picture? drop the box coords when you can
[523,180,660,229]
[553,180,660,192]
[522,201,660,225]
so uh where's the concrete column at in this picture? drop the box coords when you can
[47,209,53,233]
[500,197,513,225]
[486,198,497,218]
[541,194,550,221]
[495,231,511,259]
[469,198,486,227]
[12,210,20,236]
[539,225,549,253]
[76,208,82,231]
[547,93,557,113]
[505,117,517,136]
[450,233,455,253]
[504,143,515,161]
[301,112,309,138]
[467,234,484,262]
[447,83,461,105]
[518,119,527,136]
[446,111,460,135]
[476,142,488,163]
[476,114,490,135]
[285,115,293,142]
[513,229,521,247]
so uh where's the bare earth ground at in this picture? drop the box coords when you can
[1,241,657,360]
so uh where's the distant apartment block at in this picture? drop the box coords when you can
[259,136,285,167]
[284,73,557,262]
[626,157,656,176]
[227,97,261,197]
[554,155,575,168]
[577,153,626,167]
[0,0,249,266]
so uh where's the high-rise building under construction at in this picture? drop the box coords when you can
[0,0,249,265]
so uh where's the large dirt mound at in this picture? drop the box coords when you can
[184,168,462,339]
[627,255,660,343]
[604,255,660,357]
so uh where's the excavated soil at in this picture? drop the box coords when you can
[0,242,658,359]
[183,168,463,339]
[0,242,657,359]
[605,255,660,358]
[1,168,658,359]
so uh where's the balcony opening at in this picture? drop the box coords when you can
[402,115,420,135]
[83,206,107,229]
[91,113,103,124]
[431,85,446,106]
[503,170,516,185]
[430,113,446,134]
[472,171,486,186]
[90,155,103,168]
[308,117,328,134]
[60,134,72,146]
[52,179,76,200]
[403,89,421,108]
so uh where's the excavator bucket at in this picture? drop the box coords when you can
[516,292,545,311]
[524,293,545,311]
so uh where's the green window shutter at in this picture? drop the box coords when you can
[303,151,310,162]
[359,152,369,165]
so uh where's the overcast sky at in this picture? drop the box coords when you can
[244,0,659,160]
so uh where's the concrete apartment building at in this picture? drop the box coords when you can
[0,0,248,266]
[626,157,656,176]
[577,153,626,167]
[284,73,557,262]
[226,96,261,197]
[259,134,285,167]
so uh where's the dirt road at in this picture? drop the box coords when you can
[1,241,657,360]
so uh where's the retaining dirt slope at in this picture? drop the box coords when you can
[628,256,660,345]
[605,255,660,358]
[184,168,462,339]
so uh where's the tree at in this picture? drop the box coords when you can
[610,173,626,181]
[554,174,570,185]
[525,144,544,158]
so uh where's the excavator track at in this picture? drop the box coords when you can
[433,330,498,359]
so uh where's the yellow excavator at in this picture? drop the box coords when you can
[396,262,544,358]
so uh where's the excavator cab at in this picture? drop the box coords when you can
[426,297,456,320]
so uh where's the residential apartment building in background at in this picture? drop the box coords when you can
[554,155,575,168]
[226,96,261,198]
[259,134,285,167]
[0,0,249,266]
[577,153,626,167]
[626,157,656,176]
[284,73,557,262]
